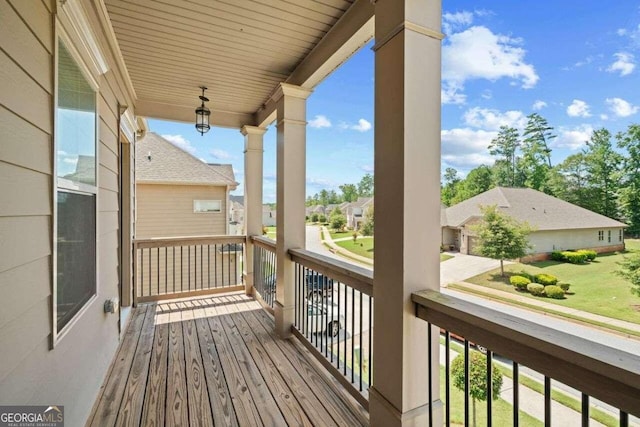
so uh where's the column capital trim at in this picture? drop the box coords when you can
[271,82,313,103]
[276,118,308,127]
[241,125,267,136]
[372,20,444,52]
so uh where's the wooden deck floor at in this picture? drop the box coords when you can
[87,292,368,426]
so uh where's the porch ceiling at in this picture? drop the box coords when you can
[103,0,372,128]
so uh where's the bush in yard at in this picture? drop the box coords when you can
[510,275,531,290]
[558,282,571,292]
[534,273,558,286]
[562,251,587,264]
[527,283,545,296]
[318,214,327,223]
[329,213,346,231]
[577,249,597,261]
[551,251,565,261]
[544,285,565,299]
[310,213,319,223]
[517,271,536,282]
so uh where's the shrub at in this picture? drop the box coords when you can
[563,251,587,264]
[517,271,535,282]
[577,249,597,261]
[318,214,327,223]
[330,213,346,231]
[527,283,545,296]
[510,275,531,291]
[558,282,571,292]
[310,213,319,223]
[534,273,558,286]
[544,285,565,299]
[550,251,565,261]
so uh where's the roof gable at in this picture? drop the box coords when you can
[136,133,237,187]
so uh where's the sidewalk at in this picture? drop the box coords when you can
[451,281,640,335]
[320,226,374,267]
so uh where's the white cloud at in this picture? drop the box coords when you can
[351,118,372,132]
[606,97,639,117]
[442,11,474,34]
[606,52,635,76]
[442,84,466,105]
[554,125,594,150]
[566,99,591,118]
[162,134,196,155]
[309,114,332,129]
[360,165,374,173]
[532,100,547,110]
[210,148,233,160]
[463,107,526,131]
[442,26,538,104]
[600,113,609,120]
[441,128,497,169]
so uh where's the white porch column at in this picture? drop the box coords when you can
[370,1,443,426]
[241,125,266,296]
[273,83,312,338]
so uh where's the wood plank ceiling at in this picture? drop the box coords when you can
[104,0,354,119]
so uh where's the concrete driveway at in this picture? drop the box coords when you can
[440,252,512,285]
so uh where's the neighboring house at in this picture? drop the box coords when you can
[442,187,627,261]
[346,197,373,230]
[229,195,244,235]
[135,132,238,238]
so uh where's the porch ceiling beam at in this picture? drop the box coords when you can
[135,99,254,129]
[254,0,374,127]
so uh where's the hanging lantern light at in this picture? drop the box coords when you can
[195,86,210,136]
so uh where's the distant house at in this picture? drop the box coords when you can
[442,187,627,261]
[135,132,238,238]
[229,195,245,235]
[346,197,373,230]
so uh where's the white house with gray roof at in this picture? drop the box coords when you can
[442,187,627,261]
[135,132,238,238]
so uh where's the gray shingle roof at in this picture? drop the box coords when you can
[444,187,627,230]
[136,132,237,188]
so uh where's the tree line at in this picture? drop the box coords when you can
[442,114,640,236]
[306,173,374,206]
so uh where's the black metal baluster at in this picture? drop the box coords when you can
[513,362,519,427]
[545,377,551,427]
[445,331,450,427]
[359,290,363,391]
[464,340,470,427]
[227,243,231,287]
[351,286,355,385]
[343,283,347,376]
[337,280,341,372]
[581,394,589,427]
[330,278,334,364]
[620,411,629,427]
[180,246,183,292]
[368,295,372,388]
[427,323,433,427]
[165,247,167,295]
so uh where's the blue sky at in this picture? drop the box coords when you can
[147,1,640,202]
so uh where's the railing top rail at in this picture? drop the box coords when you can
[251,235,276,251]
[134,234,246,249]
[289,248,373,296]
[412,290,640,417]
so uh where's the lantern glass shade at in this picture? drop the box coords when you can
[195,104,210,135]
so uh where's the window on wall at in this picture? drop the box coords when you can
[619,229,623,242]
[55,40,97,334]
[608,230,611,243]
[194,200,222,213]
[598,230,604,241]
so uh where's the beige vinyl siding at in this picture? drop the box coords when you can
[136,183,228,238]
[528,228,625,254]
[0,1,132,425]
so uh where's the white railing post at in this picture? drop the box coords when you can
[370,1,444,426]
[273,83,312,339]
[242,125,266,297]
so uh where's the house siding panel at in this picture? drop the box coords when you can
[528,228,625,254]
[0,2,132,425]
[136,183,228,238]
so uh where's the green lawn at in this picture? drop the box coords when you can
[265,226,276,240]
[329,231,353,240]
[466,239,640,324]
[335,237,374,259]
[441,254,454,262]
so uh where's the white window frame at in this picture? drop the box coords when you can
[598,230,604,241]
[194,199,222,213]
[52,27,100,347]
[619,229,623,242]
[608,230,611,243]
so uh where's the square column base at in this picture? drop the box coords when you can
[369,387,443,427]
[243,272,254,297]
[274,301,295,339]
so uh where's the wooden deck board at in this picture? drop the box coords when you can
[87,292,368,426]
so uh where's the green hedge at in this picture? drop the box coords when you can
[544,285,565,299]
[558,282,571,292]
[510,275,531,290]
[534,273,558,286]
[551,250,593,264]
[517,271,536,282]
[577,249,597,261]
[527,283,545,296]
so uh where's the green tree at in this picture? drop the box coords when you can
[616,253,640,296]
[489,126,520,186]
[472,205,532,276]
[547,153,590,206]
[357,173,374,197]
[339,183,358,202]
[523,113,556,168]
[451,352,503,427]
[451,165,494,204]
[583,128,622,219]
[329,210,346,231]
[361,205,374,236]
[617,124,640,235]
[310,213,319,223]
[441,167,461,206]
